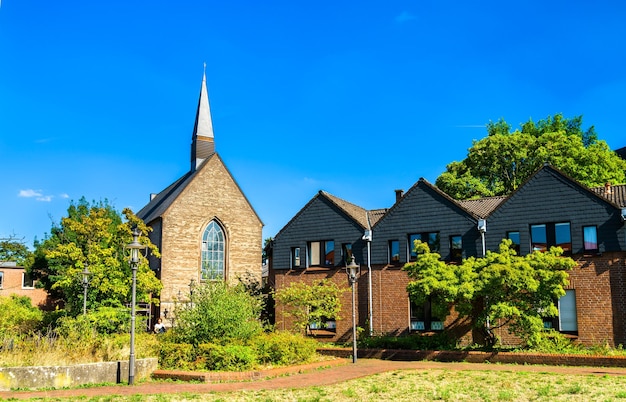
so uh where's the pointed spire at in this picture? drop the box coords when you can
[191,63,215,171]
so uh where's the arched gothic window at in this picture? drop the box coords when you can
[201,220,225,280]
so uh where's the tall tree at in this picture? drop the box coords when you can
[403,240,575,347]
[0,236,32,266]
[436,114,626,199]
[29,197,162,314]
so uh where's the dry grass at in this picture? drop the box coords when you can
[0,333,158,367]
[13,368,626,401]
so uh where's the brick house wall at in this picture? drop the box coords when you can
[0,265,50,308]
[270,165,626,346]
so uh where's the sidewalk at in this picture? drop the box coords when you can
[5,358,626,400]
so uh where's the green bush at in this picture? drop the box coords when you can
[196,343,257,371]
[172,281,263,345]
[158,341,196,370]
[359,332,456,350]
[0,295,43,337]
[252,331,318,365]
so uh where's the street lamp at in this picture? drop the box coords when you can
[81,264,90,315]
[125,227,147,385]
[345,255,360,363]
[189,279,196,307]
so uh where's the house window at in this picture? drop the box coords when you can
[0,271,3,289]
[583,226,598,252]
[450,235,462,262]
[201,220,225,280]
[530,222,571,254]
[410,299,444,331]
[291,247,301,268]
[408,234,421,261]
[507,231,520,255]
[341,243,352,265]
[389,240,400,263]
[408,232,440,261]
[558,289,578,333]
[307,241,334,266]
[531,224,547,252]
[22,272,34,289]
[324,241,334,265]
[555,223,572,253]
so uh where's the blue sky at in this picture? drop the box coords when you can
[1,1,625,248]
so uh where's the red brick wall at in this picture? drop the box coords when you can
[0,267,51,308]
[273,252,626,347]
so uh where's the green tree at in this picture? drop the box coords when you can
[274,279,345,332]
[403,240,576,347]
[29,197,162,314]
[172,281,263,345]
[436,114,626,199]
[0,236,32,266]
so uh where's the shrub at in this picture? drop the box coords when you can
[158,341,196,371]
[196,343,257,371]
[252,331,318,366]
[172,281,263,345]
[359,332,456,350]
[0,295,43,337]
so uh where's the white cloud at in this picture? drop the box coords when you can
[19,189,55,202]
[59,193,70,199]
[19,189,43,198]
[395,11,416,23]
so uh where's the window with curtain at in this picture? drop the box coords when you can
[583,226,598,252]
[201,220,225,280]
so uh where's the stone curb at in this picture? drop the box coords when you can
[151,358,348,382]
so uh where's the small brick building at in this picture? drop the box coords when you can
[0,262,51,308]
[137,71,263,322]
[268,164,626,346]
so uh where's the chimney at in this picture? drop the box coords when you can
[605,182,612,195]
[395,189,404,203]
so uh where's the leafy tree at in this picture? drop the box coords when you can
[0,236,32,266]
[274,279,345,332]
[29,197,162,314]
[436,114,626,199]
[172,281,263,345]
[403,239,576,347]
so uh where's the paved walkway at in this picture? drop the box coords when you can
[5,358,626,400]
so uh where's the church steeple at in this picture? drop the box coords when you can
[191,63,215,171]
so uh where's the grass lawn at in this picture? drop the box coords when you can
[12,368,626,401]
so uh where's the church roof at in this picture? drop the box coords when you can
[138,70,262,226]
[191,66,216,171]
[136,161,198,224]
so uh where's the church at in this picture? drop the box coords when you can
[137,70,263,321]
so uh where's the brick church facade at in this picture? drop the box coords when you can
[137,71,263,322]
[267,164,626,346]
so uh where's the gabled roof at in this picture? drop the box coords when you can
[322,191,369,228]
[137,167,196,224]
[487,163,625,216]
[137,153,263,225]
[459,196,507,218]
[273,190,385,240]
[372,178,481,228]
[616,146,626,160]
[590,184,626,208]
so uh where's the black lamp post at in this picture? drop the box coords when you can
[81,264,90,315]
[125,227,146,385]
[345,255,360,363]
[189,279,196,307]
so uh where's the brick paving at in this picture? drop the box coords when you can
[5,358,626,400]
